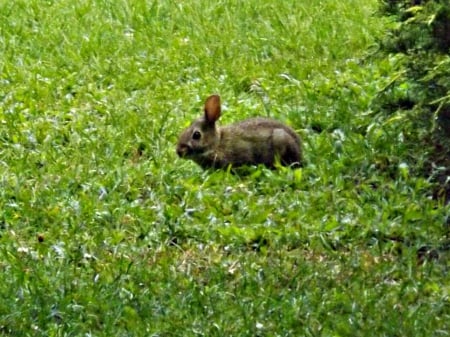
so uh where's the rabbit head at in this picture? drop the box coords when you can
[176,95,222,166]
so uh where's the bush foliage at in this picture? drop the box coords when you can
[377,0,450,200]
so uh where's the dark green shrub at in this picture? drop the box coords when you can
[377,0,450,200]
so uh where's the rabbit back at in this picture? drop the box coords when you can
[217,118,302,168]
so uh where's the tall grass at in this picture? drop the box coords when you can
[0,0,448,335]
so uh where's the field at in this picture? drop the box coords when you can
[0,0,449,335]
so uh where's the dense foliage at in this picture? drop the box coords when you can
[377,0,450,200]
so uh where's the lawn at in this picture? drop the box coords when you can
[0,0,448,335]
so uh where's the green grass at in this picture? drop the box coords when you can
[0,0,449,335]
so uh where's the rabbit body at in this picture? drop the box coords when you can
[176,95,302,169]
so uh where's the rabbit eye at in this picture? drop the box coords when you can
[192,131,201,140]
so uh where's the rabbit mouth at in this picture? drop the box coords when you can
[177,144,207,159]
[176,144,196,158]
[176,145,189,158]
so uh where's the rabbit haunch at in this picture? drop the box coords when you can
[176,95,302,169]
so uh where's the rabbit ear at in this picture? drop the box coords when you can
[204,95,221,123]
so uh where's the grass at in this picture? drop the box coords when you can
[0,0,449,335]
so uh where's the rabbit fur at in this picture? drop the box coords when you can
[176,95,302,169]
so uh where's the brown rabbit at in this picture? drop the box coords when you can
[176,94,302,169]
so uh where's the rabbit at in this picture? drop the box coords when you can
[176,94,303,170]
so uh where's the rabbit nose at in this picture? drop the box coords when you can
[176,145,187,157]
